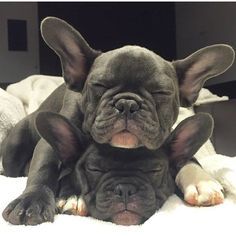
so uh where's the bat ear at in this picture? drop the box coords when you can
[165,113,213,166]
[35,112,87,164]
[41,17,101,91]
[173,44,235,107]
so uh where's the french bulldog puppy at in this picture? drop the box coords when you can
[1,17,233,225]
[2,111,215,225]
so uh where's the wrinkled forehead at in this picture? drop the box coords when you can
[88,45,175,87]
[81,144,168,170]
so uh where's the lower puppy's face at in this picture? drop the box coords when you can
[74,144,175,225]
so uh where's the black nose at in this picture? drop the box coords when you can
[114,183,137,200]
[114,99,140,114]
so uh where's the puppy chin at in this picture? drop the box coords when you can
[112,210,142,225]
[110,131,140,148]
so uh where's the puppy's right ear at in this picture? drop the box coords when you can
[165,113,213,166]
[35,112,87,164]
[41,17,101,91]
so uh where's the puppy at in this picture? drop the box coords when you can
[1,17,233,225]
[27,111,216,226]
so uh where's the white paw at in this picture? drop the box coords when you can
[176,163,224,206]
[184,180,224,206]
[56,195,88,216]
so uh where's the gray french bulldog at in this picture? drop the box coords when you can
[32,111,212,225]
[1,17,234,225]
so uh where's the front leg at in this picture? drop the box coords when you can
[2,140,60,225]
[2,91,85,225]
[176,162,224,206]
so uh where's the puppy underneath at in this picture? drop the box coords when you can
[32,112,218,225]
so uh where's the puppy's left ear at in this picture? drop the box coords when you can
[165,113,213,165]
[35,112,87,164]
[173,44,235,107]
[41,17,101,91]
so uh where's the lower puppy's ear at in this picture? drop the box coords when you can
[35,112,86,164]
[165,113,213,164]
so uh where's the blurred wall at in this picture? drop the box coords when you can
[38,2,176,76]
[175,2,236,86]
[2,2,236,93]
[0,2,39,83]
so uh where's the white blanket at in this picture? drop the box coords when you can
[0,88,26,171]
[6,75,64,114]
[0,76,235,235]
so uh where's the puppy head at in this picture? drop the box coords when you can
[41,17,234,150]
[36,111,212,225]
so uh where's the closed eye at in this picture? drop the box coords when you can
[151,90,172,96]
[92,82,108,89]
[86,164,106,173]
[143,165,163,173]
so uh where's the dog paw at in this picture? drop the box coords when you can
[2,188,56,225]
[184,180,224,206]
[56,195,88,216]
[176,163,224,206]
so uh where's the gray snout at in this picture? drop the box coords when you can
[113,92,143,115]
[114,183,138,202]
[114,99,140,114]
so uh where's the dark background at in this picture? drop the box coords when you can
[38,2,176,75]
[36,2,235,98]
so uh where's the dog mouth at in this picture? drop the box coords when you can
[111,210,143,225]
[110,130,141,148]
[92,115,162,149]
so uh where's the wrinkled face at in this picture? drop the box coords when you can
[74,144,175,225]
[41,17,234,149]
[81,46,179,150]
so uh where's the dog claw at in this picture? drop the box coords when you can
[44,207,55,222]
[17,210,25,216]
[198,190,224,206]
[26,210,33,217]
